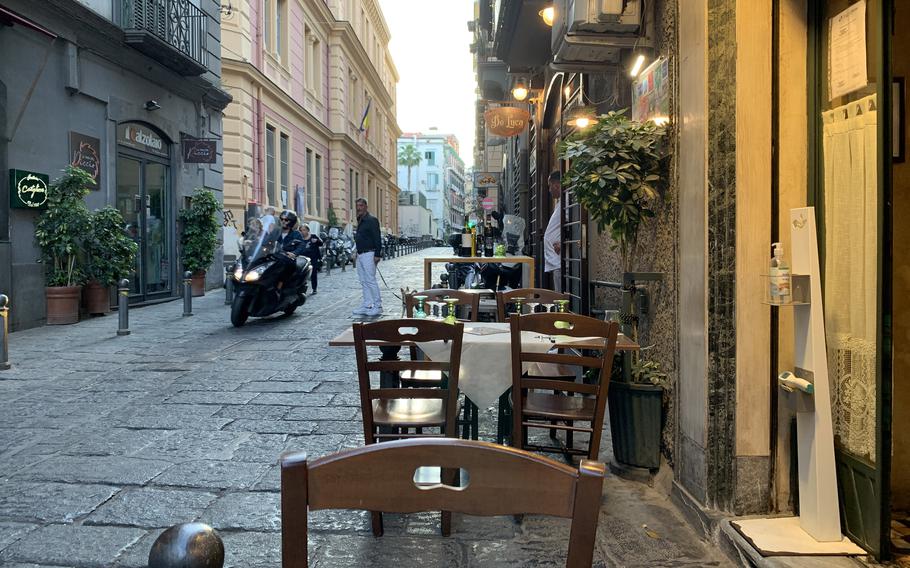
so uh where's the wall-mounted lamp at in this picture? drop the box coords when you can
[144,100,161,111]
[567,105,597,129]
[539,5,555,27]
[511,78,529,101]
[629,54,647,78]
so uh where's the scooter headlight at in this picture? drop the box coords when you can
[233,266,244,281]
[243,263,272,282]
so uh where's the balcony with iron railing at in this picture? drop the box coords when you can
[120,0,208,76]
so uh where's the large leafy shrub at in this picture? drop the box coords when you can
[85,207,138,287]
[34,166,93,287]
[179,188,221,274]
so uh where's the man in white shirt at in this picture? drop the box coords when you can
[543,171,562,292]
[260,206,277,235]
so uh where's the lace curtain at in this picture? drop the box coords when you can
[822,94,878,463]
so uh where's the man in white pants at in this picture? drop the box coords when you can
[353,198,383,317]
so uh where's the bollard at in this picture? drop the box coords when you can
[0,294,10,370]
[117,280,130,336]
[182,271,193,317]
[148,523,224,568]
[224,263,234,305]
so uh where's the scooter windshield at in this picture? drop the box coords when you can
[242,225,281,265]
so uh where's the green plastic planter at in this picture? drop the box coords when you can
[608,380,663,469]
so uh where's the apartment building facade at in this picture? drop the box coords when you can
[396,131,465,240]
[221,0,400,233]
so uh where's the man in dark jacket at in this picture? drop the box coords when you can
[276,210,307,288]
[353,198,382,317]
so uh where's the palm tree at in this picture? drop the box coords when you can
[397,144,422,193]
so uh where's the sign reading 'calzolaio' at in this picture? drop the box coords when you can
[9,169,49,209]
[118,122,168,157]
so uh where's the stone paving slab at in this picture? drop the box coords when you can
[0,248,731,566]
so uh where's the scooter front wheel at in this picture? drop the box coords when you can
[231,295,252,327]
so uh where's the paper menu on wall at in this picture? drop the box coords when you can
[829,1,868,101]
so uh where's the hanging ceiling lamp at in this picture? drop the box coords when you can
[567,105,597,129]
[511,78,529,101]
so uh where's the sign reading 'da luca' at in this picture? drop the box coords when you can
[118,122,168,157]
[473,172,500,188]
[9,169,49,209]
[69,132,102,190]
[182,138,217,164]
[484,106,530,137]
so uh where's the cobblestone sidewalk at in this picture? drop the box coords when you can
[0,248,730,567]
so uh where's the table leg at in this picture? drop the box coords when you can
[497,389,512,446]
[424,259,431,289]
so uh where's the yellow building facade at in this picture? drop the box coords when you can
[221,0,400,232]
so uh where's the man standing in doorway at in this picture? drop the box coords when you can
[353,198,383,317]
[543,171,563,292]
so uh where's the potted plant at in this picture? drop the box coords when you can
[34,166,93,324]
[84,207,139,314]
[558,109,667,272]
[560,110,669,469]
[607,357,667,469]
[179,188,220,296]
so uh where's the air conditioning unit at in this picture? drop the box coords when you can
[551,0,646,66]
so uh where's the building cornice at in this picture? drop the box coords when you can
[330,21,394,108]
[223,58,333,138]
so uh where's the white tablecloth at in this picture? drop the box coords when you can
[417,322,554,409]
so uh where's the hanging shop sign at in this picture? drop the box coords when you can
[9,169,49,209]
[69,132,101,190]
[118,122,168,157]
[484,106,530,137]
[182,137,218,164]
[632,57,670,124]
[473,172,500,189]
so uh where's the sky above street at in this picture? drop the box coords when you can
[377,0,476,168]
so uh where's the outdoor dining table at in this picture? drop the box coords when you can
[328,320,639,410]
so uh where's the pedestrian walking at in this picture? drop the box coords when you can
[352,198,383,317]
[300,224,323,294]
[543,171,563,292]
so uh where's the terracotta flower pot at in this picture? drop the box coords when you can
[84,281,111,315]
[191,270,206,297]
[46,286,82,325]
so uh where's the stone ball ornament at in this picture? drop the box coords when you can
[148,523,225,568]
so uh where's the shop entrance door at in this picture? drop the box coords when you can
[116,154,172,302]
[809,0,892,557]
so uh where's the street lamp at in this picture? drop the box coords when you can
[511,78,529,102]
[539,5,555,26]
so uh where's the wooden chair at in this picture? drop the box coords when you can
[280,438,606,568]
[353,318,464,535]
[496,287,570,321]
[497,288,577,444]
[403,289,480,439]
[509,313,619,461]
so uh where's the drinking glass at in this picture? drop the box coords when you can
[555,299,570,313]
[412,295,428,319]
[542,302,555,313]
[425,299,441,319]
[443,297,459,325]
[526,301,540,314]
[511,297,525,316]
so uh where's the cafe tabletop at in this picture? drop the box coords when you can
[328,321,638,351]
[328,321,638,409]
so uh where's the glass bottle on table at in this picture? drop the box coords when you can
[483,217,494,257]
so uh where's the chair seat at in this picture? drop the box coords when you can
[372,398,448,426]
[526,362,575,381]
[400,369,445,385]
[523,392,595,421]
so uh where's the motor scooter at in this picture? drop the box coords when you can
[230,227,311,327]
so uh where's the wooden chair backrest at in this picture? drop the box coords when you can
[405,289,480,322]
[353,319,464,438]
[509,313,619,399]
[280,438,606,568]
[496,288,571,321]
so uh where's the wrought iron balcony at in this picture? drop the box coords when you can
[120,0,208,76]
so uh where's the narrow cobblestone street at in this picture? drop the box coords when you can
[0,249,729,567]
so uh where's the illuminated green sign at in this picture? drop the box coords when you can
[9,169,49,209]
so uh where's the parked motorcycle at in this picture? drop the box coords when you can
[230,226,311,327]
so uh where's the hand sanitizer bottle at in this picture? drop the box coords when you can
[770,242,791,304]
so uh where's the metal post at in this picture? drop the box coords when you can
[0,294,10,370]
[224,263,234,305]
[117,280,130,336]
[183,271,193,317]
